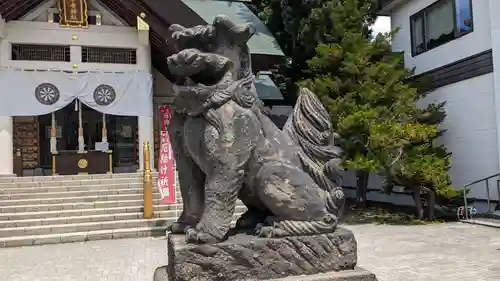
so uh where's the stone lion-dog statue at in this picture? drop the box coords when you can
[165,15,345,244]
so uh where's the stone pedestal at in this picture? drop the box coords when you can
[155,228,378,281]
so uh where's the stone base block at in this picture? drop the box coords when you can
[266,268,377,281]
[157,227,378,281]
[154,266,377,281]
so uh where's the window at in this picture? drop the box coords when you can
[410,0,473,56]
[11,44,71,62]
[81,47,137,64]
[456,0,473,34]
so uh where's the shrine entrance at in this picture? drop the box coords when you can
[35,103,139,174]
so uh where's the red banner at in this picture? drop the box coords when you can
[160,106,172,131]
[158,106,176,204]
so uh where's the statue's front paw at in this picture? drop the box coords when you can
[235,216,255,230]
[185,228,219,244]
[167,222,190,234]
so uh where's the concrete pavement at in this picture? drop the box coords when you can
[0,223,498,281]
[351,223,500,281]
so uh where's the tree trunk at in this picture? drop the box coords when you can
[355,170,370,208]
[412,188,424,219]
[427,189,436,220]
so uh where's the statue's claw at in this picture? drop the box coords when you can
[185,227,198,242]
[235,210,267,230]
[185,228,218,244]
[254,223,287,238]
[254,223,264,235]
[255,225,272,237]
[168,222,191,234]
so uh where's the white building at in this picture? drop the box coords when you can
[377,0,499,206]
[0,0,285,177]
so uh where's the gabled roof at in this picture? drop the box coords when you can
[178,0,283,56]
[0,0,283,81]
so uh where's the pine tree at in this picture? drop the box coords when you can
[381,94,453,219]
[248,0,378,103]
[251,0,452,217]
[298,0,452,213]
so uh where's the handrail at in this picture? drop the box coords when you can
[463,172,500,220]
[464,172,500,187]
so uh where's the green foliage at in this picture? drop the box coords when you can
[296,0,453,197]
[389,144,453,196]
[251,0,453,203]
[249,0,378,103]
[382,91,453,198]
[342,200,446,225]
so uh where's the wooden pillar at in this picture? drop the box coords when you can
[50,112,57,153]
[78,100,84,152]
[51,111,58,175]
[13,149,23,177]
[102,113,107,143]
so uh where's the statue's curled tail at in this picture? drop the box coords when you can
[283,88,345,218]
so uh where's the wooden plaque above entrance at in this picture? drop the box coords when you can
[58,0,88,28]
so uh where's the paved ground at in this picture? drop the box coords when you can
[351,223,500,281]
[0,223,499,281]
[0,237,169,281]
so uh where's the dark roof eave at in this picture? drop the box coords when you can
[377,0,406,16]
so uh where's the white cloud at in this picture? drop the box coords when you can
[372,16,391,35]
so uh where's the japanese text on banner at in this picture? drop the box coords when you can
[157,106,176,204]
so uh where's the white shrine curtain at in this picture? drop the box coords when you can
[0,69,153,117]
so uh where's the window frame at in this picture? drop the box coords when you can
[81,46,138,65]
[410,0,474,57]
[11,44,71,62]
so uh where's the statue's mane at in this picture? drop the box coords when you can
[173,68,267,136]
[167,15,255,52]
[174,71,259,116]
[167,15,264,133]
[168,24,216,52]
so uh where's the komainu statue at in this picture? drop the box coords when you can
[166,15,345,245]
[155,14,379,281]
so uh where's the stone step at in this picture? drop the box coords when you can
[0,199,166,213]
[461,218,500,229]
[0,206,248,228]
[0,193,165,206]
[0,210,170,228]
[0,220,238,248]
[0,182,169,194]
[0,172,159,183]
[0,177,150,189]
[0,202,247,221]
[0,187,166,200]
[0,204,182,221]
[0,192,186,207]
[0,217,174,237]
[0,225,167,248]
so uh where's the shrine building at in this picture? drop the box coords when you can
[0,0,286,176]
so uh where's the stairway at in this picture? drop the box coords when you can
[0,173,247,248]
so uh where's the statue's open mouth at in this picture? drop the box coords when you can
[167,49,233,88]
